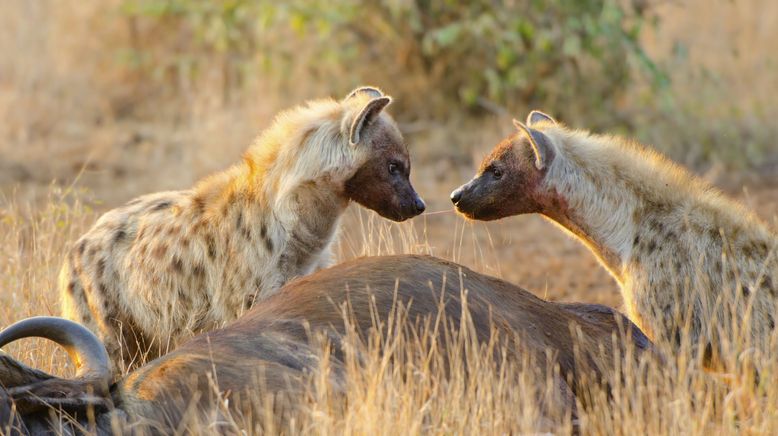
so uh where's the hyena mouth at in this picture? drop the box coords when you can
[387,195,425,221]
[406,196,426,219]
[450,191,474,217]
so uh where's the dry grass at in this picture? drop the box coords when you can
[2,189,778,434]
[634,0,778,168]
[2,0,778,434]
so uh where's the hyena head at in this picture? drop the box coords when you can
[342,87,425,221]
[450,110,560,221]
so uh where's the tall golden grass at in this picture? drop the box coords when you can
[2,190,778,434]
[2,0,778,434]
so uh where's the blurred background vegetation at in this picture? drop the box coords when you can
[118,0,658,120]
[1,0,776,204]
[2,4,777,433]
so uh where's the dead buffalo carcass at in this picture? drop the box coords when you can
[1,255,653,434]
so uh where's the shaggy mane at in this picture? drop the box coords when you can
[543,124,769,230]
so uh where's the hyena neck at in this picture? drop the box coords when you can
[192,106,354,287]
[271,179,347,274]
[253,151,350,274]
[194,161,347,275]
[542,163,639,283]
[255,166,347,262]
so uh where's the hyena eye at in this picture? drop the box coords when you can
[388,162,401,175]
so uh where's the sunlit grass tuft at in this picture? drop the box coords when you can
[2,187,778,434]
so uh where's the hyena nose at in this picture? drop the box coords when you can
[450,188,462,205]
[414,197,426,214]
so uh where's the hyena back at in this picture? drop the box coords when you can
[61,87,426,371]
[452,111,778,365]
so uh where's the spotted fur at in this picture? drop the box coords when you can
[453,111,778,364]
[60,87,425,371]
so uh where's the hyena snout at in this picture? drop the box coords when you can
[345,161,426,221]
[450,179,478,209]
[406,191,426,215]
[450,186,464,204]
[393,184,426,221]
[449,178,502,220]
[415,196,426,213]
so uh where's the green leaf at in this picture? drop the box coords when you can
[562,35,581,56]
[432,23,463,47]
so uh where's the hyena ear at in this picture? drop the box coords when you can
[349,96,392,146]
[513,119,554,170]
[344,86,384,101]
[526,110,557,126]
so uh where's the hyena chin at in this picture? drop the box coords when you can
[452,110,778,366]
[60,86,426,372]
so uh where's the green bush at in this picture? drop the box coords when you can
[119,0,663,125]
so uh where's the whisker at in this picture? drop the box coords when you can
[421,209,456,216]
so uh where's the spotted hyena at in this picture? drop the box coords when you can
[451,110,778,365]
[60,87,426,371]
